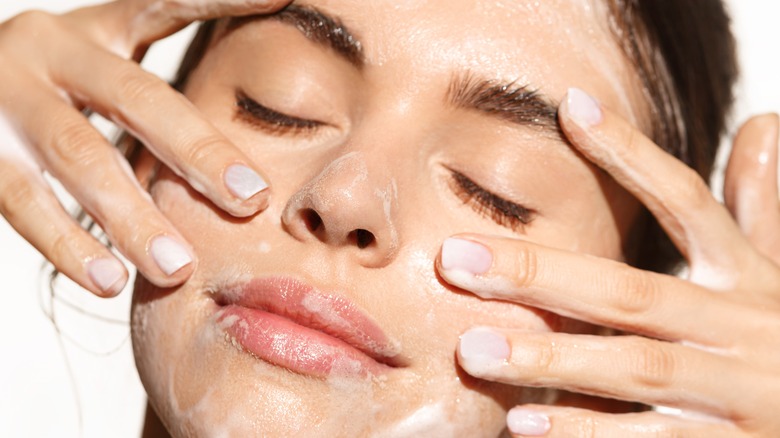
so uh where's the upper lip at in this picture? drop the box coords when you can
[210,276,407,368]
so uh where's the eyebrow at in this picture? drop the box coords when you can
[225,5,364,68]
[446,74,561,136]
[226,7,559,135]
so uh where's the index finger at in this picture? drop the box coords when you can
[558,88,757,289]
[72,0,292,57]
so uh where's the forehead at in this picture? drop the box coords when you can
[295,0,641,125]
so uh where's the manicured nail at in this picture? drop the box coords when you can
[87,258,126,295]
[566,88,602,127]
[459,327,510,366]
[150,236,192,276]
[507,408,551,436]
[224,164,268,201]
[441,238,492,275]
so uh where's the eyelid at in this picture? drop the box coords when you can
[448,169,535,231]
[234,90,324,136]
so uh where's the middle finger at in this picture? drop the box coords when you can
[50,32,271,218]
[437,235,773,349]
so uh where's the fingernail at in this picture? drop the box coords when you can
[566,87,602,127]
[441,238,492,275]
[86,258,126,295]
[459,327,510,365]
[224,164,268,201]
[150,236,193,276]
[507,408,551,436]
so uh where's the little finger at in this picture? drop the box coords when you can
[0,160,127,297]
[503,405,742,438]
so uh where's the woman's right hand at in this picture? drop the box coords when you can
[0,0,290,296]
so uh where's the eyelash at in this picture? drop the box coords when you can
[234,92,533,230]
[449,170,535,231]
[235,91,323,135]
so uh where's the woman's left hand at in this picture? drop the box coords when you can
[437,88,780,437]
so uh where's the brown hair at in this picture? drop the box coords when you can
[159,1,739,273]
[605,0,738,272]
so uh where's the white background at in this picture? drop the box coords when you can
[0,1,778,437]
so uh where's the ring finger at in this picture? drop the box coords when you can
[13,77,196,287]
[457,328,762,419]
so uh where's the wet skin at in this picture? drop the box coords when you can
[131,1,645,436]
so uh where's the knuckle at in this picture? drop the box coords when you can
[673,166,710,208]
[1,11,66,53]
[0,10,54,52]
[126,0,188,44]
[621,125,643,155]
[114,66,169,106]
[147,0,188,12]
[573,416,597,438]
[3,10,55,35]
[0,172,38,221]
[630,339,676,389]
[50,117,104,167]
[531,340,559,374]
[512,243,539,289]
[179,134,227,170]
[609,269,659,315]
[48,229,77,263]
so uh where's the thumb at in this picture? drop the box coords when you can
[724,113,780,263]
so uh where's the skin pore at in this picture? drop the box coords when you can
[131,0,646,436]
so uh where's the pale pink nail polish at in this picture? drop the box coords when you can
[225,164,268,201]
[566,87,603,127]
[507,408,551,436]
[150,236,192,276]
[87,258,126,295]
[441,238,492,275]
[459,327,510,362]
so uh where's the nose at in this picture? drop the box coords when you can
[281,152,399,267]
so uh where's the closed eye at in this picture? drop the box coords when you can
[234,90,323,136]
[449,169,535,231]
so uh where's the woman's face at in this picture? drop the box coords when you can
[132,0,642,436]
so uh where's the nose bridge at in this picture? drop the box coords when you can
[282,151,400,266]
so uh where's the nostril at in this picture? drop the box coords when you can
[352,229,375,249]
[302,209,323,233]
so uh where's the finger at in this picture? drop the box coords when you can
[50,33,270,218]
[457,329,760,419]
[13,81,195,287]
[437,236,762,347]
[725,113,780,263]
[0,159,127,297]
[81,0,292,55]
[558,88,752,288]
[503,405,743,438]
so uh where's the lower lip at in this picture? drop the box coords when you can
[217,305,386,378]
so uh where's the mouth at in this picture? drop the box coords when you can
[210,276,407,378]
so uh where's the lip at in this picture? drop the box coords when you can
[211,276,405,378]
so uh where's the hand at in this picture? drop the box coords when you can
[437,88,780,437]
[0,0,290,296]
